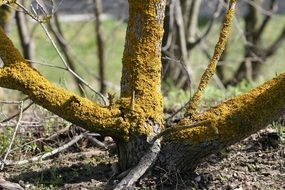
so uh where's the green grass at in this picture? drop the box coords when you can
[7,18,126,98]
[5,14,285,104]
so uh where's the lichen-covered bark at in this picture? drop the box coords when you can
[185,1,236,117]
[117,0,166,170]
[160,72,285,171]
[0,27,127,139]
[121,0,165,135]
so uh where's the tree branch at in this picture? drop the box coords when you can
[114,138,161,190]
[265,25,285,58]
[0,27,126,138]
[162,72,285,172]
[187,0,223,49]
[3,132,87,166]
[254,0,276,41]
[185,0,237,117]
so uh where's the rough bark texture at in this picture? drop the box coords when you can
[160,72,285,171]
[118,0,166,170]
[0,0,285,176]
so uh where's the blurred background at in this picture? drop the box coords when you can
[1,0,285,107]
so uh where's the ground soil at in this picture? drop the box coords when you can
[1,126,284,190]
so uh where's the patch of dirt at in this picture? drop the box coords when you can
[3,148,115,190]
[149,128,285,190]
[1,128,284,189]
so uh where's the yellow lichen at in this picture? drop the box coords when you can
[170,73,285,144]
[185,2,236,117]
[0,0,169,141]
[0,27,131,140]
[120,0,166,136]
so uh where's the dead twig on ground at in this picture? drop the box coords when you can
[3,132,87,166]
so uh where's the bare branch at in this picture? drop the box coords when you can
[255,0,277,41]
[47,14,86,96]
[0,101,33,123]
[39,22,108,105]
[265,25,285,58]
[93,0,106,94]
[187,0,223,49]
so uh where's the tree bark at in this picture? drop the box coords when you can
[160,71,285,171]
[1,0,285,180]
[118,0,166,169]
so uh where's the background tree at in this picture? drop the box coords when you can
[0,0,285,189]
[162,0,224,89]
[224,0,285,86]
[0,4,13,32]
[162,0,285,89]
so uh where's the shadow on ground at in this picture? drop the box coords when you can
[9,163,112,188]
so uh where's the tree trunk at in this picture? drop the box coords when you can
[93,0,106,94]
[118,0,165,170]
[1,0,285,184]
[15,7,34,61]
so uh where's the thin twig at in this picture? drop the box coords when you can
[39,22,108,105]
[26,59,67,70]
[1,101,24,170]
[164,103,188,124]
[3,132,87,166]
[162,55,192,88]
[14,1,51,23]
[1,101,33,123]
